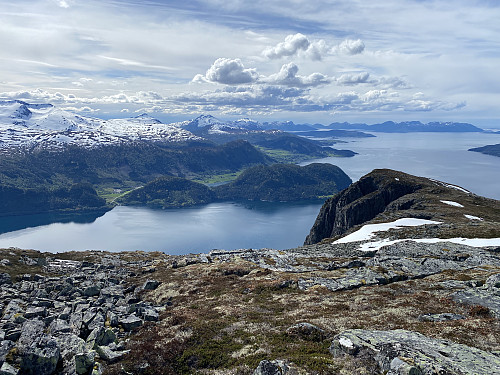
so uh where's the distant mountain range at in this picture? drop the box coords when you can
[325,120,484,133]
[0,100,486,154]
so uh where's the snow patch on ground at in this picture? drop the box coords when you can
[440,200,464,208]
[464,214,483,221]
[338,337,354,349]
[332,218,442,245]
[359,237,500,252]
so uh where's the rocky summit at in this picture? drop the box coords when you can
[1,169,499,374]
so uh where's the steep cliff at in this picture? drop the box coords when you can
[305,168,500,244]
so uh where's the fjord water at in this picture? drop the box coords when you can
[0,201,322,254]
[0,132,498,254]
[303,132,500,201]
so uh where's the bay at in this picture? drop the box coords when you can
[0,201,322,254]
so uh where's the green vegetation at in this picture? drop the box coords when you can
[116,177,216,209]
[0,183,107,216]
[114,163,352,208]
[193,171,243,185]
[215,163,352,202]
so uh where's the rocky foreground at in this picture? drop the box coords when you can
[1,169,500,374]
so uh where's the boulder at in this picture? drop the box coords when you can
[119,315,142,332]
[331,329,500,374]
[20,337,60,375]
[142,279,161,290]
[0,362,18,375]
[74,351,96,374]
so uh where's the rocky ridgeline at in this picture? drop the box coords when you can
[0,252,165,375]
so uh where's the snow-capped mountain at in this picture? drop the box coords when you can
[0,101,202,152]
[174,114,263,135]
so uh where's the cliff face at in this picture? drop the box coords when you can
[304,168,500,245]
[305,169,422,244]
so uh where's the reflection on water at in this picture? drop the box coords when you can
[0,202,323,254]
[0,209,108,235]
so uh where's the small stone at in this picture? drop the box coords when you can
[83,286,101,297]
[24,306,47,319]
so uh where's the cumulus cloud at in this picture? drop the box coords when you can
[337,72,370,85]
[263,33,310,59]
[193,58,259,84]
[334,39,365,55]
[263,34,366,61]
[264,63,331,87]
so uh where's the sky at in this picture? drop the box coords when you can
[1,0,500,126]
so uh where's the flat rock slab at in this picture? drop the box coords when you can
[331,329,500,375]
[452,289,500,318]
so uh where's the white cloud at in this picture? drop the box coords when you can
[334,39,365,55]
[195,58,259,84]
[337,72,370,85]
[58,0,69,9]
[264,63,331,87]
[263,33,310,59]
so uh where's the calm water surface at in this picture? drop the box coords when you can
[303,132,500,200]
[0,201,322,254]
[0,132,498,253]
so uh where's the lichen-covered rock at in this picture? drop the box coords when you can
[0,361,18,375]
[119,314,142,332]
[74,351,96,374]
[331,329,500,375]
[253,360,290,375]
[20,337,60,375]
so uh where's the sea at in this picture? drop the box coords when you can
[0,132,498,254]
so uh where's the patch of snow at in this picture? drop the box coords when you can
[395,178,399,181]
[464,214,483,221]
[358,237,500,252]
[440,200,464,208]
[338,337,354,349]
[333,218,442,244]
[444,183,471,194]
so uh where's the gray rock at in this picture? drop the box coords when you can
[0,259,11,267]
[83,285,101,297]
[0,362,18,375]
[331,329,500,375]
[452,289,500,318]
[0,340,14,366]
[120,314,142,332]
[0,273,12,284]
[74,351,95,374]
[20,337,60,375]
[4,330,21,342]
[55,333,86,363]
[95,345,127,364]
[253,360,290,375]
[24,306,47,319]
[48,319,72,334]
[486,273,500,289]
[17,319,45,352]
[142,279,161,290]
[87,327,116,348]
